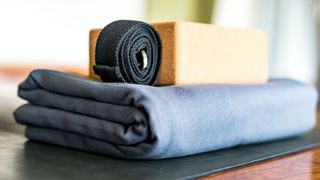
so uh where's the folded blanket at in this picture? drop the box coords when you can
[93,20,162,85]
[14,70,317,159]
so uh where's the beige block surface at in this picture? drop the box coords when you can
[89,29,101,80]
[89,22,268,85]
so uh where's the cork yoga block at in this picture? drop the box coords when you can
[89,22,268,85]
[89,29,101,80]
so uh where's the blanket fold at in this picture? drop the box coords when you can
[14,70,318,159]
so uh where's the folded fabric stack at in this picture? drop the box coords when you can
[14,20,318,159]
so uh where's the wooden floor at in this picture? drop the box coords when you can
[202,109,320,179]
[202,148,320,179]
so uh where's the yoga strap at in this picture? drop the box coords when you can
[94,20,162,85]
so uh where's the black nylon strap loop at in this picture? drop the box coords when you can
[94,20,162,85]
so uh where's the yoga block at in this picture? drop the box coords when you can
[89,22,268,85]
[89,29,101,80]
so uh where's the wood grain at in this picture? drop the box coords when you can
[0,66,87,78]
[201,148,320,180]
[201,111,320,180]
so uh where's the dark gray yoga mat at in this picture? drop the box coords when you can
[2,129,320,180]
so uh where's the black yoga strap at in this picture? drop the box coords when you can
[94,20,162,85]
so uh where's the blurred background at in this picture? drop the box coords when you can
[0,0,319,82]
[0,0,318,83]
[0,0,319,132]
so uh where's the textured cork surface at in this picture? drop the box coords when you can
[89,22,268,85]
[89,29,101,80]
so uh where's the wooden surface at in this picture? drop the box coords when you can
[1,66,320,179]
[202,148,320,179]
[201,112,320,179]
[0,66,87,79]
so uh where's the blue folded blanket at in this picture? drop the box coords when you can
[14,70,317,159]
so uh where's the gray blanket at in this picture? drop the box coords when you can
[14,70,318,159]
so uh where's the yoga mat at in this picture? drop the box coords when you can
[14,70,317,159]
[89,21,268,85]
[93,20,162,85]
[1,129,320,180]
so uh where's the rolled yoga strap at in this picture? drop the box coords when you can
[93,20,162,85]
